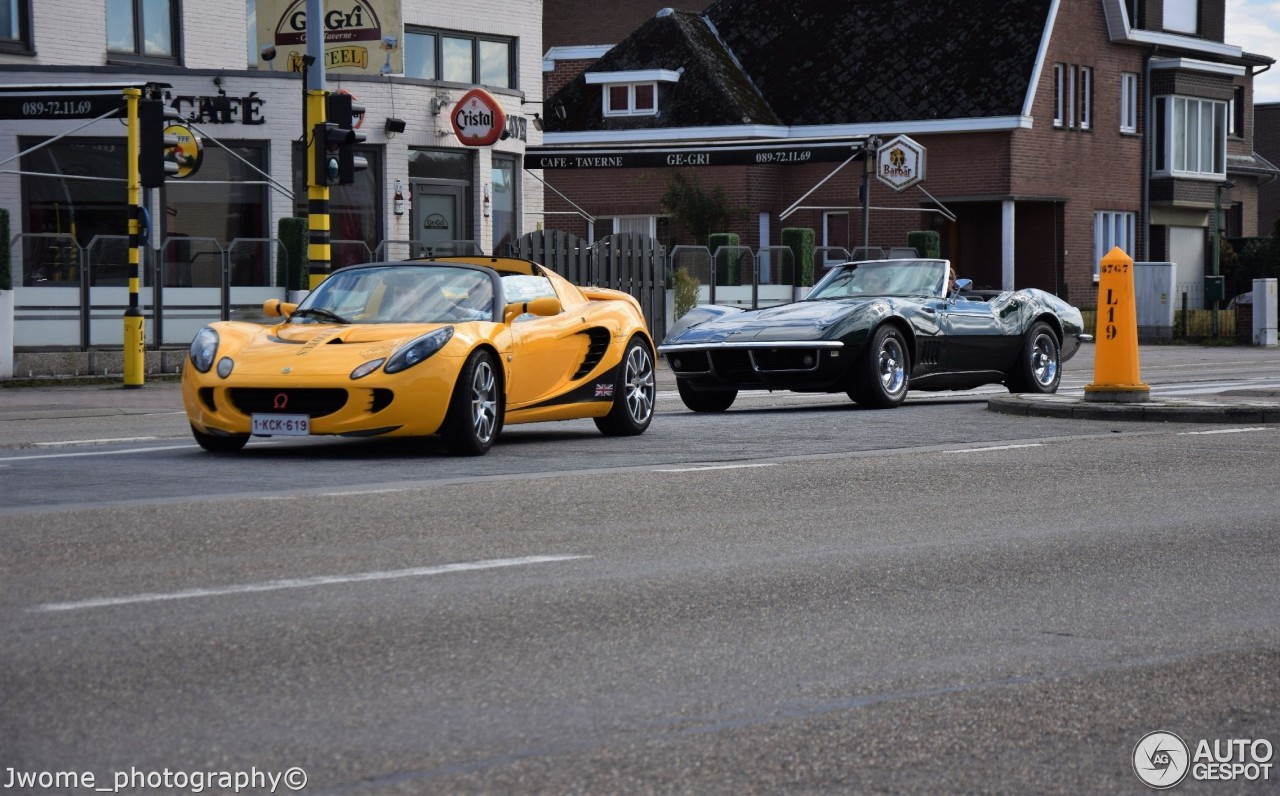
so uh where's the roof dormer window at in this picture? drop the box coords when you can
[586,69,681,118]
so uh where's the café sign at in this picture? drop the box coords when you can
[451,88,507,147]
[876,134,926,192]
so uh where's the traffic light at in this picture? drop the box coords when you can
[313,121,347,187]
[324,92,367,185]
[139,99,178,188]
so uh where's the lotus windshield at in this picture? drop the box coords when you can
[807,260,948,300]
[292,265,495,324]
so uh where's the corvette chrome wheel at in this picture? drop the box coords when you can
[1006,321,1061,394]
[596,338,656,436]
[850,325,910,409]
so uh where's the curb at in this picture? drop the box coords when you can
[987,394,1280,424]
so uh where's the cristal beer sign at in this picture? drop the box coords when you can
[450,88,507,147]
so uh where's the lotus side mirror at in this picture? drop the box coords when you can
[264,299,298,318]
[504,296,562,324]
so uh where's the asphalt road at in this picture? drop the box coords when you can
[1,345,1278,794]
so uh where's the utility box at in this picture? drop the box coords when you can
[1134,262,1176,342]
[1204,274,1225,303]
[1253,278,1278,347]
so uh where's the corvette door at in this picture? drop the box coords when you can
[936,297,1015,372]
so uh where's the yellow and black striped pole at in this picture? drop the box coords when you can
[123,87,145,388]
[306,88,330,290]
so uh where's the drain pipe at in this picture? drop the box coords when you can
[1142,46,1156,261]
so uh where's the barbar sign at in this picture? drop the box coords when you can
[876,134,925,192]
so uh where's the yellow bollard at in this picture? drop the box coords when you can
[1084,246,1149,402]
[123,310,145,387]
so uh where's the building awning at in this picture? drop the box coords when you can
[525,137,868,170]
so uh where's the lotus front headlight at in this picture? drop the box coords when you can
[384,327,454,374]
[189,327,219,373]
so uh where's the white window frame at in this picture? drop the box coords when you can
[602,82,659,117]
[612,215,656,236]
[1067,66,1077,128]
[1156,95,1226,178]
[1079,66,1092,130]
[1163,0,1198,34]
[1120,72,1139,133]
[1053,64,1065,128]
[1094,211,1136,280]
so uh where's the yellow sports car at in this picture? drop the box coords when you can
[182,257,656,455]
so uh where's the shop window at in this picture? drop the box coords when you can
[107,0,181,63]
[405,28,515,88]
[293,143,383,269]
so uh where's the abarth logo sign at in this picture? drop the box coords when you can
[876,134,926,192]
[451,88,507,147]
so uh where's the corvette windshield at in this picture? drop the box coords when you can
[292,265,494,324]
[807,260,947,300]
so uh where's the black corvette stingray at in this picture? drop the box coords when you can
[659,258,1091,411]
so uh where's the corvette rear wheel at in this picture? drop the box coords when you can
[595,337,656,436]
[441,349,502,456]
[191,424,249,453]
[1006,321,1061,394]
[676,379,737,412]
[849,325,910,409]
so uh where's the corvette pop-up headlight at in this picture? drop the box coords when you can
[383,327,454,374]
[189,327,219,373]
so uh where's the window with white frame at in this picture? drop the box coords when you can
[1079,66,1092,130]
[1153,95,1226,177]
[1228,85,1244,137]
[603,83,657,117]
[1054,64,1065,127]
[1094,211,1135,278]
[1120,72,1139,133]
[1163,0,1198,34]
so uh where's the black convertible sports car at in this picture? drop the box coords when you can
[659,258,1092,411]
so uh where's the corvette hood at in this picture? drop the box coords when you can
[668,300,871,344]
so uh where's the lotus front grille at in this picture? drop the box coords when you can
[228,388,349,418]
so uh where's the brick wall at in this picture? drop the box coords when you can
[1258,104,1280,236]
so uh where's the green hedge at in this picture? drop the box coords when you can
[906,230,940,259]
[782,227,815,287]
[277,217,308,291]
[709,232,740,286]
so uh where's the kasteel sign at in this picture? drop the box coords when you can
[256,0,403,75]
[450,88,507,147]
[876,134,926,192]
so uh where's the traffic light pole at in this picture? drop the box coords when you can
[123,87,145,387]
[305,0,330,290]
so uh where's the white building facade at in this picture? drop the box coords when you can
[0,0,545,349]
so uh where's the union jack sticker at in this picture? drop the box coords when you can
[594,383,615,398]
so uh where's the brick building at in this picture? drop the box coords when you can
[537,0,1277,309]
[1257,103,1280,237]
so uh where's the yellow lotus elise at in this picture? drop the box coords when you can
[181,257,656,455]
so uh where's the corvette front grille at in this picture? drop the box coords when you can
[709,350,753,380]
[750,348,822,372]
[228,388,348,417]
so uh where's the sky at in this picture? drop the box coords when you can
[1226,0,1280,103]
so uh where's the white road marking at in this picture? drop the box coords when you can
[1179,427,1272,435]
[945,443,1044,453]
[32,436,159,447]
[0,444,196,462]
[30,555,592,613]
[655,463,779,473]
